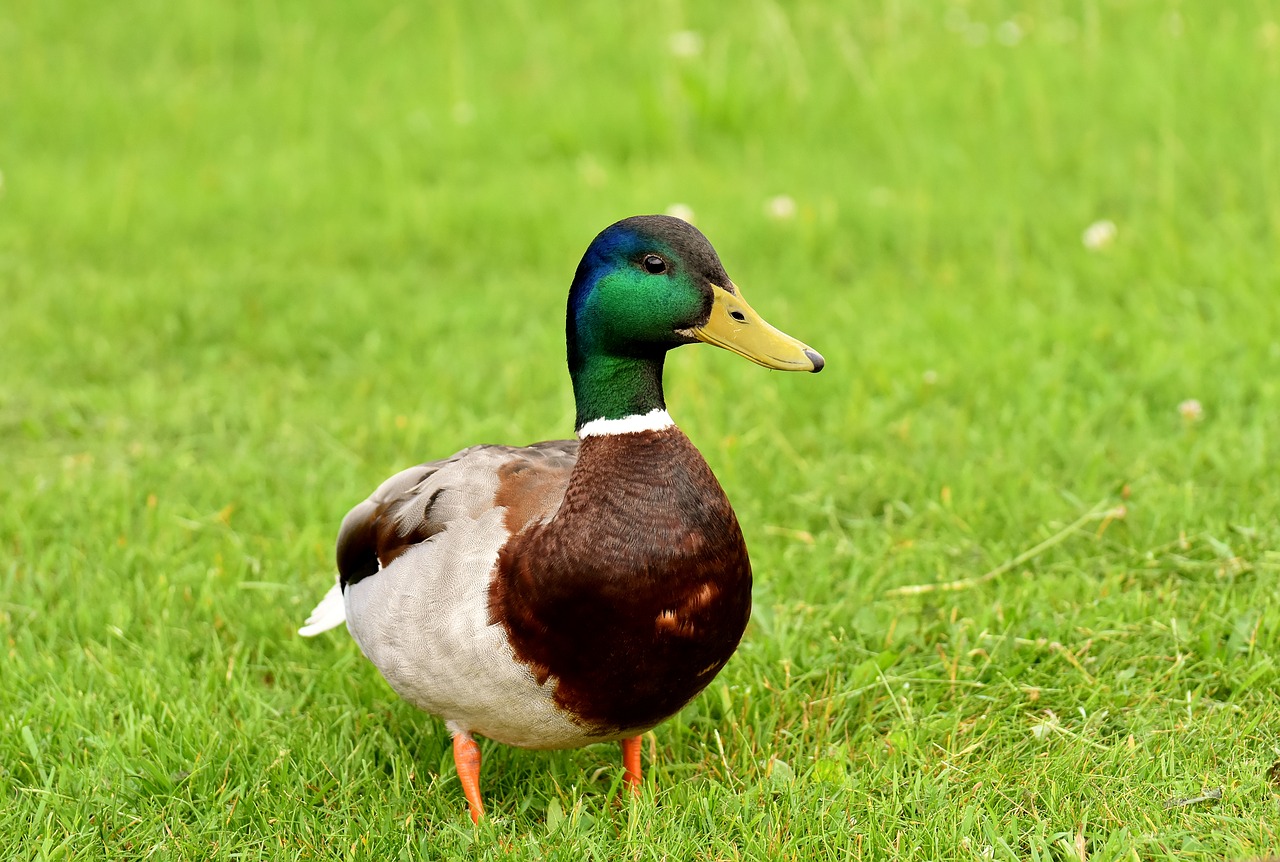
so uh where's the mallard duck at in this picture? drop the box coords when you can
[300,215,822,822]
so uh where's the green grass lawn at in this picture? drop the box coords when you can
[4,1,1279,858]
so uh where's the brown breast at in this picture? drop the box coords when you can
[490,427,752,735]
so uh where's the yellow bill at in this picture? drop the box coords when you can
[686,283,824,373]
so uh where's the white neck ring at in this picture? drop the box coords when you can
[577,408,675,438]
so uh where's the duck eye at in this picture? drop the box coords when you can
[642,255,668,274]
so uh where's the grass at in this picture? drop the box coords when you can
[3,0,1279,858]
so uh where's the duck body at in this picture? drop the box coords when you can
[301,215,822,821]
[334,421,749,750]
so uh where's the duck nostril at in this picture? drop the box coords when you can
[729,311,746,322]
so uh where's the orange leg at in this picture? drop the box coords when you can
[452,733,485,823]
[621,735,643,793]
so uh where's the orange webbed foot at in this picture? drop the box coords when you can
[452,733,484,823]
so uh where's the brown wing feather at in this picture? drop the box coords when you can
[336,440,579,591]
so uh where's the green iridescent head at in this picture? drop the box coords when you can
[566,215,823,429]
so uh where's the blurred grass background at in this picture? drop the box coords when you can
[2,1,1279,859]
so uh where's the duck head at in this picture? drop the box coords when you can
[567,215,823,429]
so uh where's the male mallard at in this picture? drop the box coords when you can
[300,215,822,822]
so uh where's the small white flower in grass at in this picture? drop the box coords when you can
[1030,710,1060,740]
[964,22,989,46]
[1178,399,1204,422]
[996,20,1023,46]
[405,109,431,134]
[665,203,695,224]
[1082,219,1117,250]
[452,101,475,125]
[945,7,969,32]
[576,154,606,187]
[1048,17,1079,43]
[868,187,894,207]
[765,194,796,220]
[922,369,938,386]
[668,30,703,59]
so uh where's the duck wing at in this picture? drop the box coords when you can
[338,439,580,590]
[299,439,579,637]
